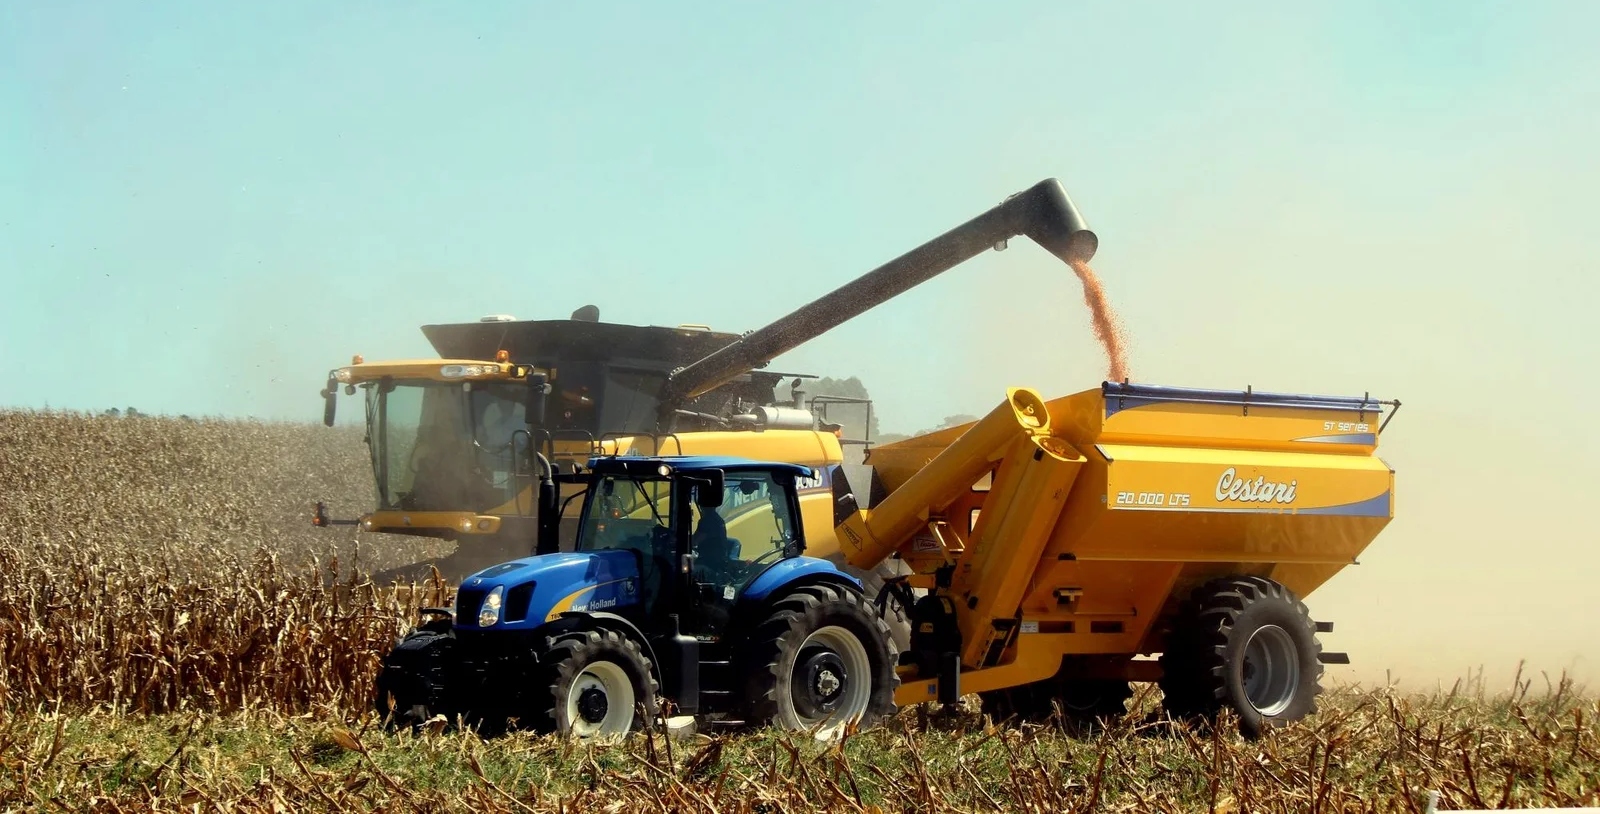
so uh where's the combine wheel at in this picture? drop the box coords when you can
[1159,575,1323,738]
[743,583,899,737]
[374,628,455,731]
[539,629,660,738]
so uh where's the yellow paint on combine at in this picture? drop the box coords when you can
[335,359,537,384]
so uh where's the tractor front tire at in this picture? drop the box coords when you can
[1159,575,1323,738]
[539,629,660,739]
[743,583,899,736]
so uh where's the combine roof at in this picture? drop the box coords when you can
[421,318,743,368]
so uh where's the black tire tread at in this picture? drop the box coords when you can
[743,582,900,731]
[539,627,661,736]
[1158,575,1324,736]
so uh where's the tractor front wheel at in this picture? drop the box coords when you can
[743,583,899,737]
[1159,575,1324,738]
[539,629,660,738]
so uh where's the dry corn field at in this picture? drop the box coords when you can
[0,409,1596,812]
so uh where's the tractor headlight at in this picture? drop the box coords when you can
[477,585,504,627]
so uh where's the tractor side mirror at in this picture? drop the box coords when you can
[321,374,338,427]
[525,372,550,426]
[690,470,725,509]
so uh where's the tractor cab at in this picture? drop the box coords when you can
[571,456,811,633]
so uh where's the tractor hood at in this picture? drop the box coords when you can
[451,550,642,631]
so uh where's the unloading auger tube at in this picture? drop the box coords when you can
[834,387,1053,572]
[655,178,1098,425]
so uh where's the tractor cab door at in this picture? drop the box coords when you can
[680,469,803,638]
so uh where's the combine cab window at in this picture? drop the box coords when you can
[366,381,532,513]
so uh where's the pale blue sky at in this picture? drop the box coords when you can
[3,1,1598,685]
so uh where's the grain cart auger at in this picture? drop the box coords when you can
[827,383,1399,738]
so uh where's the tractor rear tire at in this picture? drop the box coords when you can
[826,554,914,654]
[1159,575,1323,738]
[374,629,455,731]
[538,629,660,738]
[743,583,899,736]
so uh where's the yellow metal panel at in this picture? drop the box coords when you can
[1097,442,1392,516]
[954,434,1084,667]
[337,359,530,384]
[362,511,503,535]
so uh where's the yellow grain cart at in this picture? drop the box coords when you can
[830,382,1397,736]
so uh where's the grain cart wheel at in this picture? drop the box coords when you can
[539,629,660,739]
[374,628,455,731]
[980,677,1132,728]
[1159,576,1323,738]
[743,583,899,737]
[978,681,1056,723]
[1057,679,1135,727]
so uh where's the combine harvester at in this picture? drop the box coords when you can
[319,177,1398,739]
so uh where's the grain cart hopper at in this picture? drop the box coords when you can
[832,382,1398,737]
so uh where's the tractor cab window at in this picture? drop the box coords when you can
[577,475,673,554]
[688,470,800,598]
[576,474,675,613]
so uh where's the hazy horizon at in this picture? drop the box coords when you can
[4,1,1596,692]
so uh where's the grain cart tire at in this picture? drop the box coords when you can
[538,628,660,738]
[743,583,900,736]
[1159,575,1323,738]
[1058,679,1135,726]
[980,678,1132,728]
[374,629,455,731]
[978,681,1056,723]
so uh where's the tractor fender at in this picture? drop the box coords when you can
[553,611,665,687]
[741,556,862,603]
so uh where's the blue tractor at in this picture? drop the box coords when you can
[373,454,901,738]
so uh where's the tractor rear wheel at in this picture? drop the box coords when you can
[538,629,660,738]
[1159,575,1323,738]
[743,583,899,737]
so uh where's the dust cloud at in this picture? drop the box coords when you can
[1068,259,1131,382]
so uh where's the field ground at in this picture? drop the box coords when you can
[1,411,1596,811]
[2,681,1597,812]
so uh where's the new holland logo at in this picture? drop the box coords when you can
[1215,467,1298,505]
[796,469,828,491]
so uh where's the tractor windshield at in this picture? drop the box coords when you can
[576,476,673,554]
[364,380,532,512]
